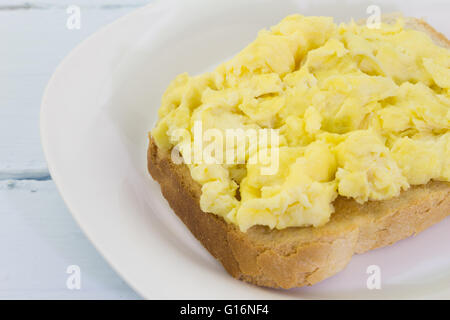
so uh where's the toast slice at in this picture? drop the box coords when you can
[148,17,450,289]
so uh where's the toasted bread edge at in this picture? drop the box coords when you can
[147,17,450,289]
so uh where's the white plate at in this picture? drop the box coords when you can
[41,0,450,299]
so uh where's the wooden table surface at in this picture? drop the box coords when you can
[0,0,152,299]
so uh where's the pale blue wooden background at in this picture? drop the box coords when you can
[0,0,153,299]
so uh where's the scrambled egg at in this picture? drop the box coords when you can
[152,15,450,232]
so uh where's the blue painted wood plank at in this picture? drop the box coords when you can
[0,3,150,298]
[0,4,149,179]
[0,180,141,299]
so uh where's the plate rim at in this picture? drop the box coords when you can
[40,1,165,299]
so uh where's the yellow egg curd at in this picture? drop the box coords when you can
[151,15,450,232]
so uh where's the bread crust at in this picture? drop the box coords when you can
[148,138,450,288]
[147,17,450,289]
